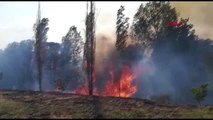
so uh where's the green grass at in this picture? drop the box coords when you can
[0,96,31,118]
[176,107,213,118]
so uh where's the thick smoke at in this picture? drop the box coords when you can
[0,40,35,90]
[0,32,212,105]
[0,40,84,91]
[94,34,146,95]
[94,35,118,91]
[0,2,213,106]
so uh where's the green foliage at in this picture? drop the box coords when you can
[61,26,84,65]
[0,98,31,118]
[131,1,207,103]
[131,1,196,52]
[116,5,129,51]
[34,18,49,91]
[131,2,178,48]
[191,84,208,104]
[60,26,84,89]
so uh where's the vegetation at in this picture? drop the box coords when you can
[0,90,213,119]
[0,96,31,118]
[191,84,208,105]
[34,17,49,91]
[116,5,129,51]
[0,1,213,105]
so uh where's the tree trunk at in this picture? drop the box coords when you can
[38,67,42,91]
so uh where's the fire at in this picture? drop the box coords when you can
[71,61,149,98]
[119,65,137,97]
[71,84,89,95]
[70,82,100,96]
[101,65,136,97]
[101,65,119,97]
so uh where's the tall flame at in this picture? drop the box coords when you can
[101,65,136,97]
[70,60,98,95]
[71,60,150,98]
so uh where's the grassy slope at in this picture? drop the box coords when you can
[0,90,213,119]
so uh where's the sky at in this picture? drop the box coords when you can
[0,2,213,49]
[171,2,213,40]
[0,1,145,49]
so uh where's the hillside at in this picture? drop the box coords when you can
[0,90,213,119]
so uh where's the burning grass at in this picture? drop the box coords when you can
[0,90,213,118]
[70,64,149,97]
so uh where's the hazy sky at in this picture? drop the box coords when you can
[1,2,213,49]
[0,1,145,49]
[171,2,213,40]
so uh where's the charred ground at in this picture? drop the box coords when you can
[0,90,213,119]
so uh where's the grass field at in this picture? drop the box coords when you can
[0,90,212,118]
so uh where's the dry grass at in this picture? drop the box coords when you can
[0,90,213,118]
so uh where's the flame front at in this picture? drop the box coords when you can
[71,84,89,95]
[71,61,149,98]
[102,65,136,97]
[70,60,98,95]
[119,65,137,97]
[70,82,99,95]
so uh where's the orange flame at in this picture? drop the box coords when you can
[71,84,89,95]
[119,65,137,97]
[70,82,99,96]
[101,65,136,97]
[71,60,150,98]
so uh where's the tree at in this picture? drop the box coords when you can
[116,5,129,51]
[46,42,61,70]
[191,84,208,105]
[34,18,49,91]
[83,1,96,96]
[60,26,84,90]
[18,40,34,90]
[61,26,84,65]
[0,40,34,90]
[130,1,208,103]
[131,1,179,49]
[115,5,129,97]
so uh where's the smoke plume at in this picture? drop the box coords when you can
[171,2,213,40]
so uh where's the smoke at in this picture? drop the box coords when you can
[94,34,116,90]
[95,34,116,68]
[94,33,145,95]
[0,2,213,105]
[92,2,213,105]
[171,2,213,40]
[0,40,35,90]
[93,33,196,105]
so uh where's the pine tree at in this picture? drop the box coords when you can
[131,1,179,49]
[61,26,83,66]
[83,1,96,96]
[33,3,49,91]
[115,5,129,97]
[116,5,129,51]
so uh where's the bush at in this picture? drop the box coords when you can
[191,84,208,105]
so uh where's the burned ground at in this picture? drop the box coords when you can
[0,90,213,119]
